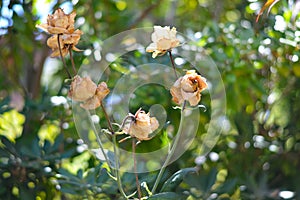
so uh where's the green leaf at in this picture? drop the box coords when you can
[149,192,187,200]
[0,136,17,156]
[206,168,217,192]
[18,136,41,158]
[184,168,218,194]
[96,168,109,184]
[77,169,83,179]
[160,167,197,192]
[215,179,237,195]
[47,133,64,154]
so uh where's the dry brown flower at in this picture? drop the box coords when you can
[80,82,110,110]
[123,109,159,141]
[170,70,208,106]
[68,75,97,102]
[68,76,110,110]
[36,8,83,57]
[46,30,82,57]
[146,26,180,58]
[36,8,76,34]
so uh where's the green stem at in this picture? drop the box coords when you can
[151,101,186,194]
[99,103,128,198]
[86,110,113,171]
[113,134,129,199]
[133,138,142,199]
[57,34,72,79]
[101,103,114,135]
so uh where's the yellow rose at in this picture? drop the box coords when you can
[146,26,180,58]
[123,109,159,141]
[170,70,208,106]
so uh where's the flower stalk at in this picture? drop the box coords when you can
[112,134,129,199]
[132,138,142,199]
[68,48,77,75]
[86,110,113,172]
[100,103,114,135]
[57,34,72,79]
[151,101,186,194]
[168,51,178,79]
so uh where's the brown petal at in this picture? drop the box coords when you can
[50,48,68,57]
[68,76,97,101]
[170,77,184,104]
[47,26,68,34]
[72,46,82,52]
[95,82,110,102]
[150,117,159,132]
[80,95,101,110]
[35,23,49,33]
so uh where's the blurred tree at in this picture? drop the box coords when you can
[0,0,300,199]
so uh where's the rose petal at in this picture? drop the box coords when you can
[68,75,97,102]
[80,95,101,110]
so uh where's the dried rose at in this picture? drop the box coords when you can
[80,82,110,110]
[146,26,180,58]
[123,109,159,141]
[46,30,83,57]
[170,70,208,106]
[36,8,76,34]
[68,75,97,102]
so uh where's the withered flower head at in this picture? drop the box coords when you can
[46,30,83,57]
[36,8,76,34]
[123,109,159,141]
[80,82,110,110]
[68,75,110,110]
[146,25,180,58]
[170,70,208,106]
[68,75,97,102]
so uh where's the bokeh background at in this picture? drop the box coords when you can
[1,0,300,199]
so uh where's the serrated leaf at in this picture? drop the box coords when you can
[160,167,197,192]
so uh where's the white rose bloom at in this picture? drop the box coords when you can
[146,26,180,58]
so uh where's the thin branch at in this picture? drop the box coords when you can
[57,34,72,79]
[100,103,114,135]
[151,100,186,194]
[129,0,163,29]
[133,138,142,199]
[113,134,130,199]
[86,110,113,172]
[168,50,178,79]
[68,48,77,75]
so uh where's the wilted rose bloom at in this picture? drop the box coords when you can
[170,70,208,106]
[36,8,76,34]
[68,75,97,102]
[146,26,180,58]
[46,30,83,57]
[80,82,110,110]
[123,109,159,141]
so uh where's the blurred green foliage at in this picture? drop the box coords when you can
[1,0,300,199]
